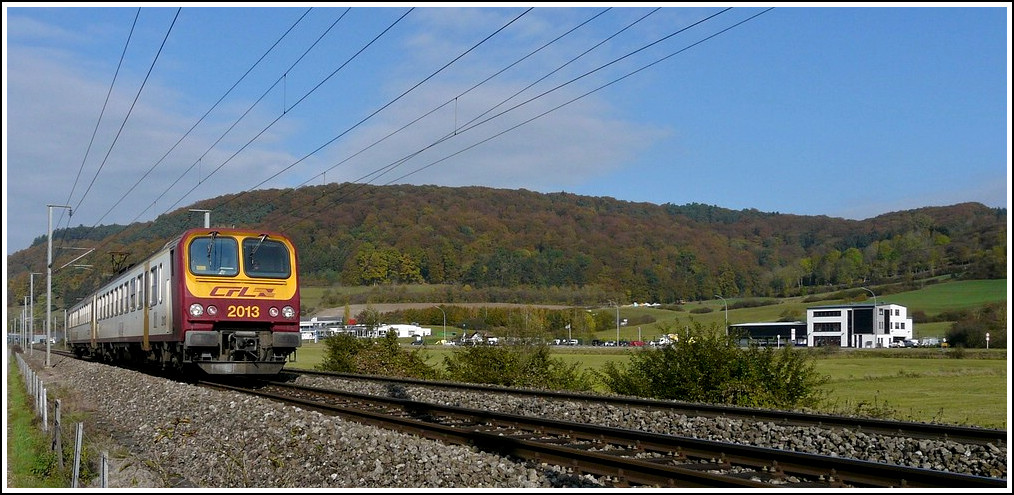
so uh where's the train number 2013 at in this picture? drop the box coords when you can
[227,305,260,318]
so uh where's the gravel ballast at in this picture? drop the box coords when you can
[12,351,1008,488]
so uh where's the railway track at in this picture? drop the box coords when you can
[201,378,1007,489]
[282,368,1007,447]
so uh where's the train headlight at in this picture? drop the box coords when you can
[189,303,204,317]
[282,305,295,319]
[206,305,218,316]
[268,307,279,317]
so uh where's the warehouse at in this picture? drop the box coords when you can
[729,302,913,349]
[807,303,913,348]
[728,322,807,347]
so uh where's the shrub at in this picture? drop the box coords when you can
[442,343,594,391]
[597,330,827,409]
[317,331,438,379]
[945,302,1007,349]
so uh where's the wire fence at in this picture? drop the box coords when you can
[11,349,108,488]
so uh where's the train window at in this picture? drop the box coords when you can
[189,236,239,276]
[138,274,146,309]
[158,263,164,304]
[130,278,137,311]
[242,236,290,279]
[149,267,157,307]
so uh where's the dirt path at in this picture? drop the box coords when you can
[309,302,572,320]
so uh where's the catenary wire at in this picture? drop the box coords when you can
[151,7,414,218]
[70,8,182,221]
[287,7,746,222]
[54,8,140,245]
[387,8,776,185]
[281,6,672,219]
[182,7,534,216]
[50,7,769,279]
[219,7,608,210]
[51,7,336,272]
[87,7,316,230]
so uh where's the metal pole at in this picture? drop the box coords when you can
[47,204,72,368]
[30,273,42,352]
[715,295,728,336]
[614,301,619,345]
[25,296,32,355]
[434,306,446,343]
[860,286,878,340]
[190,209,211,228]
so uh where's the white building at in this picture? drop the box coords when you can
[375,324,432,339]
[806,303,913,348]
[300,317,343,341]
[300,320,433,341]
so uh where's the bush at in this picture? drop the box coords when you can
[316,331,438,379]
[597,330,827,409]
[442,343,594,391]
[945,302,1007,349]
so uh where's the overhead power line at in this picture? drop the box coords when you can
[55,7,140,245]
[89,7,317,229]
[72,7,182,218]
[286,7,753,223]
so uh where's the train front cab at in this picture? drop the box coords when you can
[179,230,301,375]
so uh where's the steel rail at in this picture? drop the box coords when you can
[284,368,1007,447]
[204,379,1008,489]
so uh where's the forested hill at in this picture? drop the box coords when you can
[7,182,1007,306]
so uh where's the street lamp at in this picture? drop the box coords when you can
[715,295,728,336]
[47,204,72,368]
[860,286,878,335]
[434,305,446,344]
[609,300,619,345]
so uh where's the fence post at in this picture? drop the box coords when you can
[52,399,64,470]
[72,422,83,488]
[101,451,109,488]
[42,387,48,433]
[35,375,42,417]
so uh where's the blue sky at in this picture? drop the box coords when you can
[3,4,1010,256]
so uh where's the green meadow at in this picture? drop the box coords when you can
[286,343,1008,429]
[290,278,1008,429]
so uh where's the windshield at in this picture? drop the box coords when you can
[189,235,239,276]
[242,237,291,279]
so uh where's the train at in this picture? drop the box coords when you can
[66,227,301,375]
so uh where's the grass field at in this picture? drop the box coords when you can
[6,359,65,488]
[286,342,1009,429]
[299,279,1007,345]
[288,279,1009,428]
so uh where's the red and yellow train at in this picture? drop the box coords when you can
[66,227,301,375]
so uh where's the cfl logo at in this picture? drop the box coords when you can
[209,286,276,298]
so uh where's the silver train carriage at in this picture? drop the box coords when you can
[66,228,302,375]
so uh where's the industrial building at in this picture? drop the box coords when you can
[729,302,913,349]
